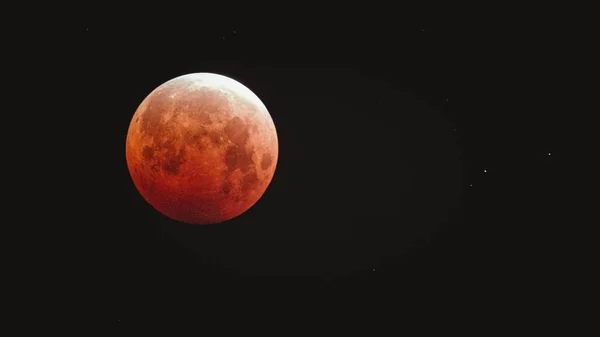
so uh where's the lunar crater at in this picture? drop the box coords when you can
[224,145,254,172]
[162,146,187,175]
[260,153,272,170]
[241,171,260,192]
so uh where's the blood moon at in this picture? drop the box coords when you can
[125,73,278,225]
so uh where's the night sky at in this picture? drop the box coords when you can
[73,10,564,328]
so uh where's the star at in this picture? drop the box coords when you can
[548,152,552,156]
[483,169,487,173]
[469,184,473,187]
[372,268,376,272]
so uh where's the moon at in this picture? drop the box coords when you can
[125,73,278,225]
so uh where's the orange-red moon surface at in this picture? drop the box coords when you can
[125,73,278,224]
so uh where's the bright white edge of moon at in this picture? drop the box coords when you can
[166,73,270,118]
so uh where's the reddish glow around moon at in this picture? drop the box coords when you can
[125,73,278,225]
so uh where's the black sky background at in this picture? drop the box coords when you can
[61,8,567,328]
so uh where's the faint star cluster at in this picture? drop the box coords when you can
[222,28,237,40]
